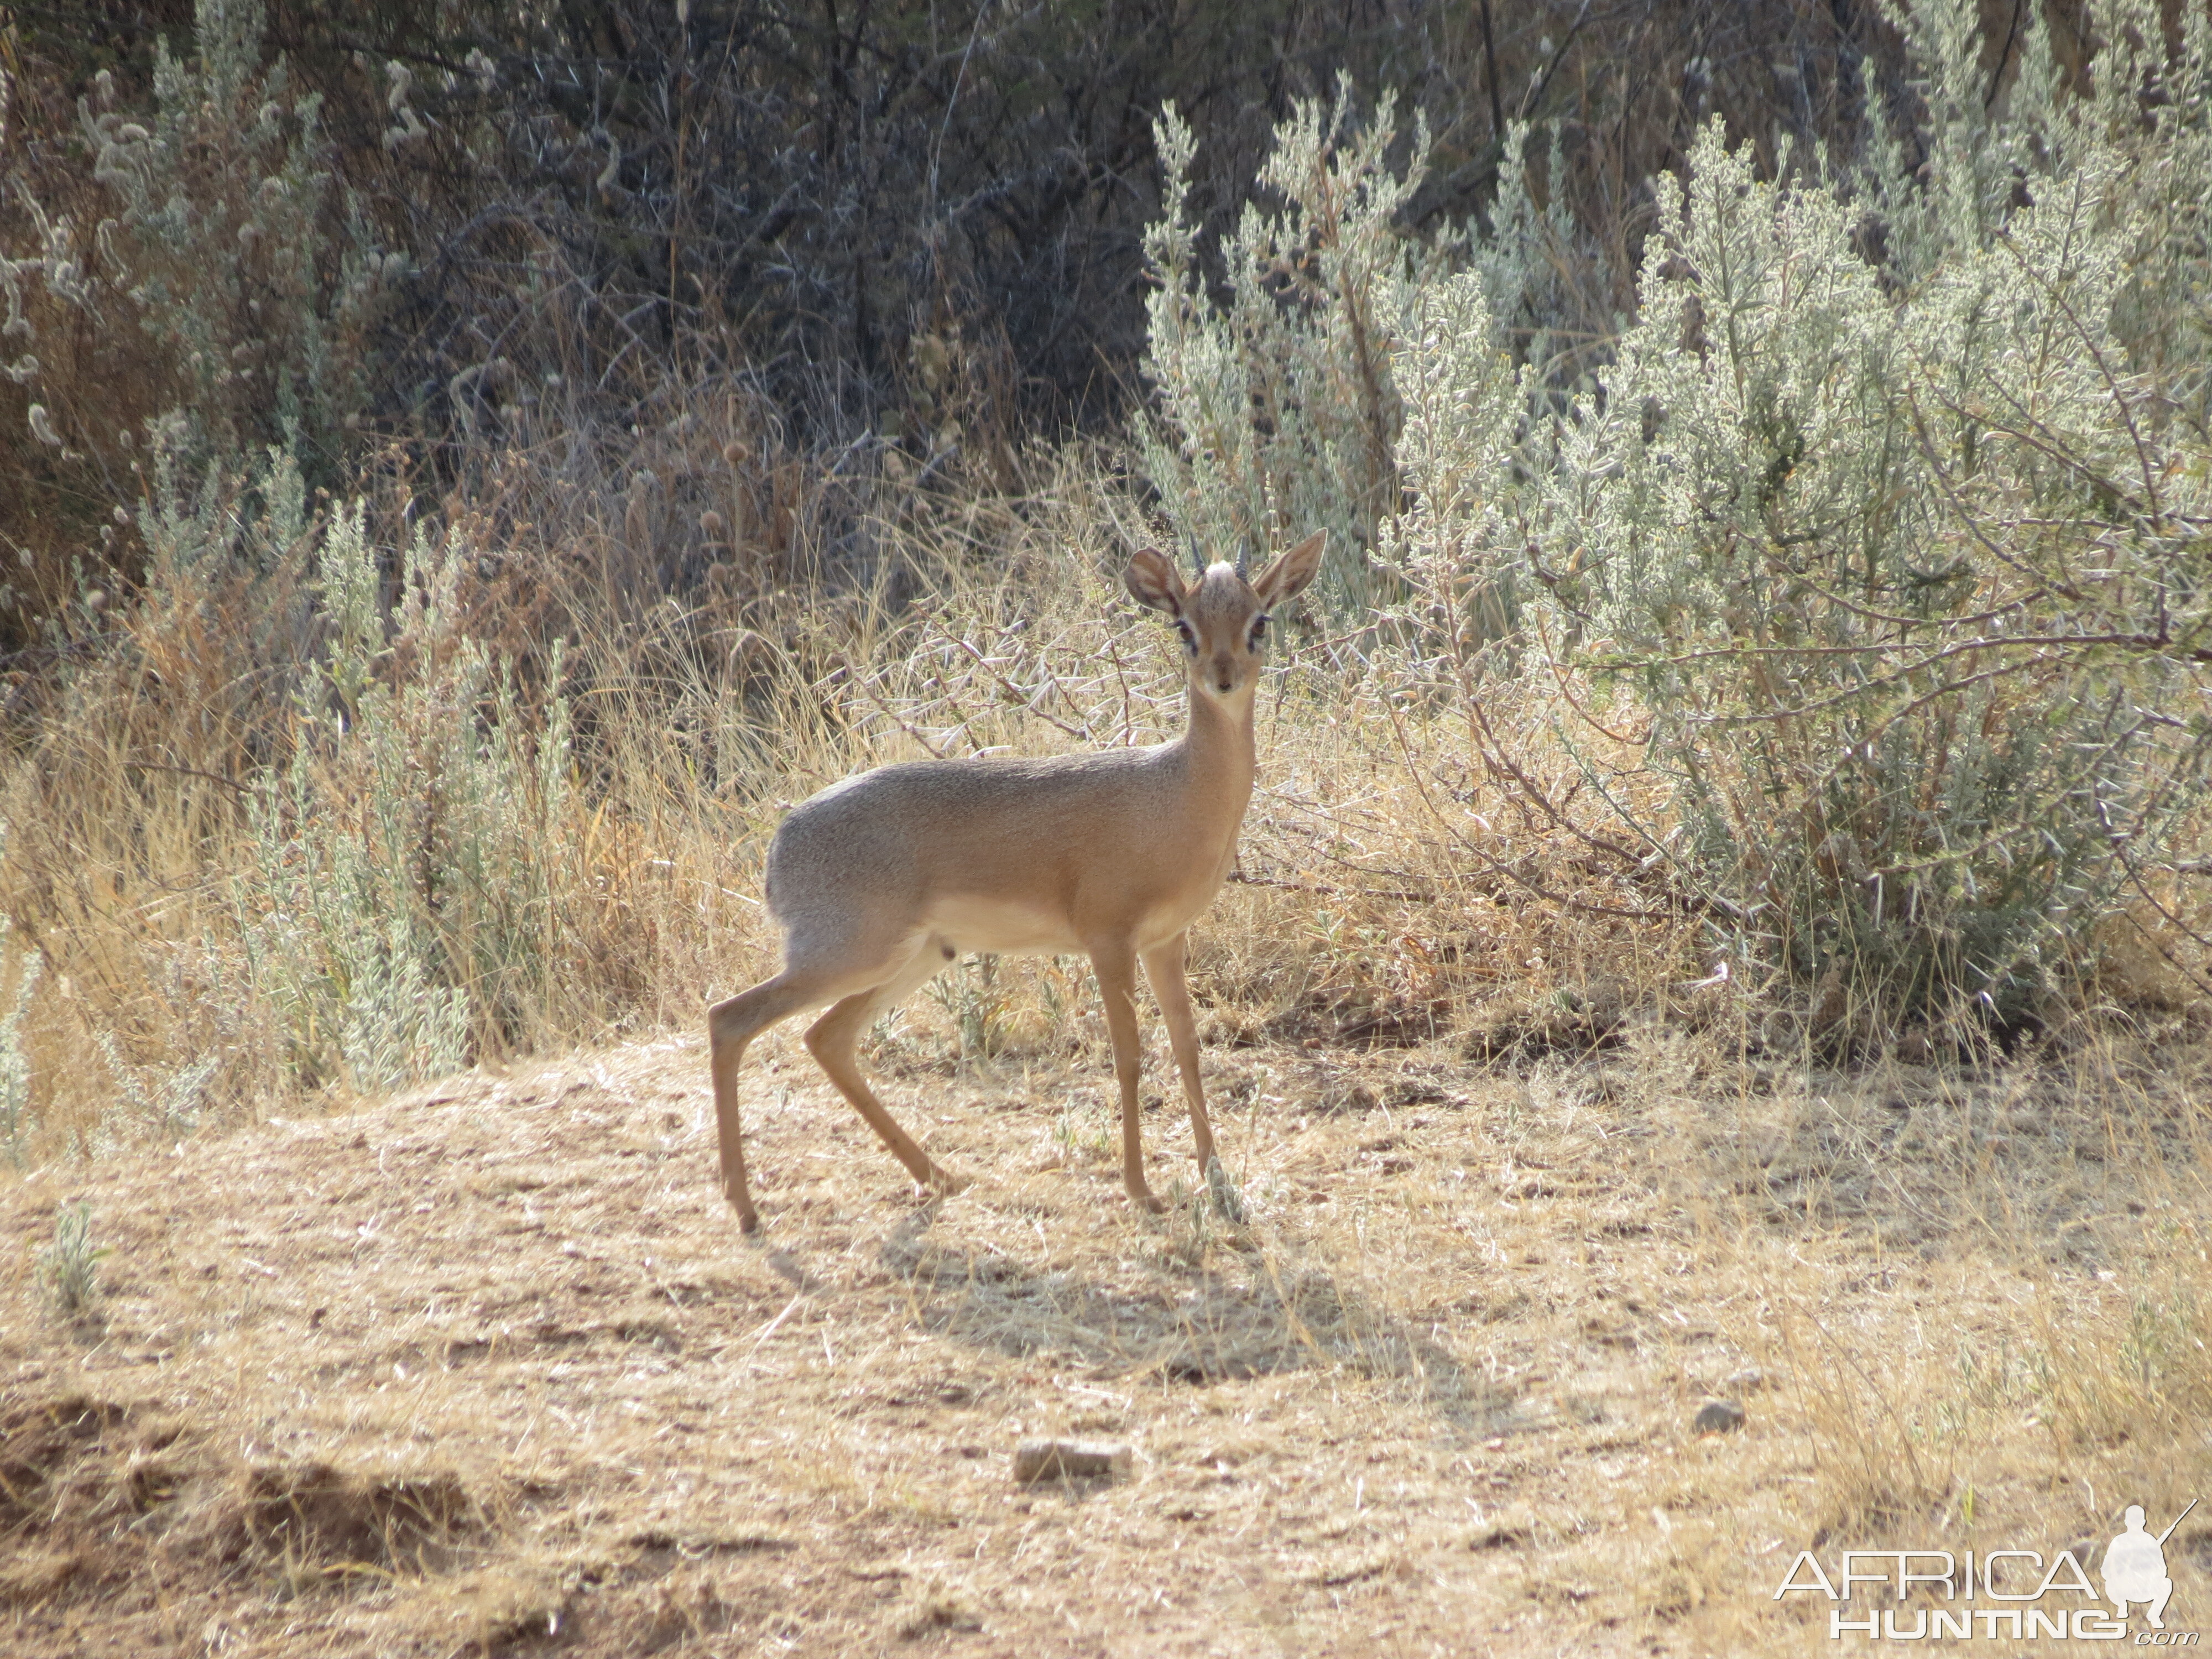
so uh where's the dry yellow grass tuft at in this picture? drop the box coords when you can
[4,1008,2210,1655]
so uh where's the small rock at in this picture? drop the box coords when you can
[1013,1438,1133,1483]
[1724,1367,1766,1393]
[1693,1399,1746,1436]
[1469,1520,1533,1551]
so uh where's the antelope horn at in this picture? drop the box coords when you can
[1236,542,1250,580]
[1185,528,1205,577]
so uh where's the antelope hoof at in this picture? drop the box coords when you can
[1127,1186,1168,1215]
[922,1166,967,1197]
[722,1181,761,1233]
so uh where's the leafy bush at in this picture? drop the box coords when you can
[82,0,397,473]
[1140,87,1574,620]
[0,0,398,637]
[1139,84,1443,612]
[1376,269,1525,658]
[1177,0,2212,1039]
[239,494,576,1094]
[1509,5,2212,1036]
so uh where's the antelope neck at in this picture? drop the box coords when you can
[1176,674,1258,827]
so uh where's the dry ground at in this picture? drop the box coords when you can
[5,1010,2212,1657]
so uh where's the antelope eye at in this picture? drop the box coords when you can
[1175,618,1197,653]
[1249,613,1270,644]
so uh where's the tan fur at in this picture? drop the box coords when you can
[707,531,1327,1230]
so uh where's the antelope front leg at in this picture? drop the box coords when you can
[1089,938,1165,1214]
[1141,932,1214,1172]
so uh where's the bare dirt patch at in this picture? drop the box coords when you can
[4,1022,2210,1655]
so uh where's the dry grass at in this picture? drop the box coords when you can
[4,1005,2211,1655]
[0,427,1671,1164]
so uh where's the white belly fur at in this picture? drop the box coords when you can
[924,886,1219,959]
[926,896,1084,956]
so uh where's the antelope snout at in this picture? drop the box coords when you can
[1211,654,1237,693]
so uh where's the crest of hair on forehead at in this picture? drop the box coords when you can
[1180,526,1254,583]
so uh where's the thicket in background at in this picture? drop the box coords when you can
[1134,0,2212,1043]
[2,0,1942,644]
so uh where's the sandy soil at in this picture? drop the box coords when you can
[4,1021,2208,1656]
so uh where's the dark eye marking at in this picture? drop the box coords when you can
[1175,617,1198,653]
[1249,613,1271,643]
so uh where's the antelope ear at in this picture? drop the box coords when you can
[1253,530,1326,607]
[1123,547,1187,615]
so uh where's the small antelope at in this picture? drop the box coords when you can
[707,529,1326,1231]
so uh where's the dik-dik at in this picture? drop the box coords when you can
[707,530,1327,1230]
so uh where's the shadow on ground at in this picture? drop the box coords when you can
[872,1209,1508,1427]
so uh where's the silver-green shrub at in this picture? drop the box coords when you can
[1140,86,1573,627]
[96,1029,216,1142]
[2086,0,2212,430]
[240,500,575,1094]
[36,1201,106,1317]
[1141,85,1557,619]
[1376,270,1524,659]
[1139,83,1436,613]
[1225,2,2212,1035]
[2,0,398,474]
[1498,5,2212,1033]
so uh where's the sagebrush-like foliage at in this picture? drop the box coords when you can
[1507,7,2212,1033]
[1141,87,1578,628]
[0,0,398,478]
[36,1200,105,1316]
[1139,82,1448,614]
[240,499,575,1094]
[96,1029,215,1144]
[1375,270,1524,656]
[2089,0,2212,429]
[1269,0,2212,1037]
